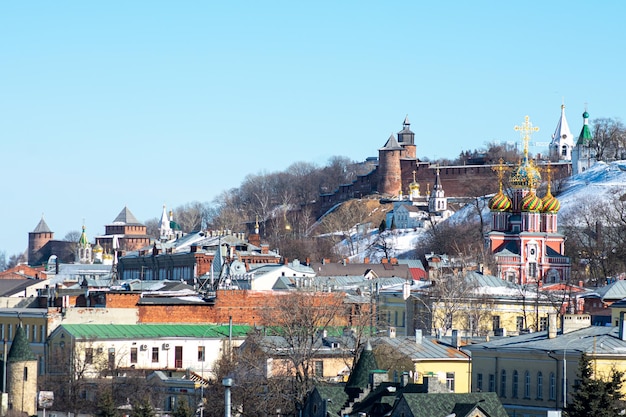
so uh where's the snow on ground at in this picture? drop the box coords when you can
[336,161,626,262]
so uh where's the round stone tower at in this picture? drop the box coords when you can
[377,134,403,196]
[28,216,53,266]
[7,324,37,416]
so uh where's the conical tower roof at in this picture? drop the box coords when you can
[112,206,142,225]
[7,325,36,362]
[346,340,378,389]
[78,225,89,247]
[380,134,403,151]
[577,110,593,146]
[32,216,51,233]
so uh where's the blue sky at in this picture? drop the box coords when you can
[2,1,625,257]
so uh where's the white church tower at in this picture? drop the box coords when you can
[549,103,575,161]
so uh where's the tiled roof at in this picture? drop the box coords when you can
[346,341,379,389]
[400,392,508,417]
[7,325,36,362]
[59,324,252,340]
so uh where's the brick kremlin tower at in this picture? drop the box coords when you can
[486,116,571,285]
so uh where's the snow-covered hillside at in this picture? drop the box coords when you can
[342,161,626,262]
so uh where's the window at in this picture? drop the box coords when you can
[130,348,138,364]
[198,346,206,362]
[477,373,483,392]
[524,371,531,398]
[446,372,455,392]
[529,262,537,278]
[492,315,501,331]
[108,348,115,368]
[23,366,28,381]
[537,372,543,399]
[500,370,506,397]
[512,370,519,398]
[85,348,94,364]
[489,374,495,392]
[516,316,524,332]
[539,317,548,331]
[314,361,323,377]
[152,347,159,363]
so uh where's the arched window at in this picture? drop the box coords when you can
[524,371,531,398]
[537,372,543,399]
[549,372,556,400]
[512,370,519,398]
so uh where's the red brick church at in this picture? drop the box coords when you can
[485,116,570,285]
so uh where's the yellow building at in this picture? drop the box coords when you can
[371,332,471,393]
[0,308,49,376]
[464,313,626,417]
[405,272,559,337]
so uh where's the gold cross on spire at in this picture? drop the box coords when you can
[514,115,540,160]
[492,158,508,192]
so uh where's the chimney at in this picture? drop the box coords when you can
[388,327,396,338]
[401,372,410,387]
[369,370,388,390]
[562,313,592,334]
[403,280,411,300]
[620,312,626,341]
[364,257,369,264]
[260,244,269,254]
[415,329,422,344]
[548,313,557,339]
[451,330,459,349]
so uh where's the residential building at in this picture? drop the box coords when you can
[464,313,626,417]
[371,332,472,393]
[47,323,250,380]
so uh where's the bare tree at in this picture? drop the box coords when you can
[258,291,347,412]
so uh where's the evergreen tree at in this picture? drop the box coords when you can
[565,354,625,417]
[130,399,155,417]
[95,389,119,417]
[378,219,386,233]
[173,398,194,417]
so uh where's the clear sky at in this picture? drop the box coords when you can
[2,1,625,257]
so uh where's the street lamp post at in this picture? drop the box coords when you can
[563,337,582,409]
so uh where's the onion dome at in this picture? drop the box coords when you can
[489,191,512,212]
[510,157,542,189]
[521,191,543,212]
[541,190,561,213]
[93,243,103,253]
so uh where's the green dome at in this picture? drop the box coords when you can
[541,190,561,213]
[583,111,589,119]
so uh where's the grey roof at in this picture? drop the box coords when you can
[311,262,412,279]
[371,336,470,361]
[396,259,425,270]
[112,206,142,225]
[380,134,403,150]
[32,217,51,233]
[463,325,626,356]
[586,280,626,301]
[0,279,43,297]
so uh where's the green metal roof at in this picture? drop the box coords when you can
[60,324,252,340]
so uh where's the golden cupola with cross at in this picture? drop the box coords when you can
[486,115,570,286]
